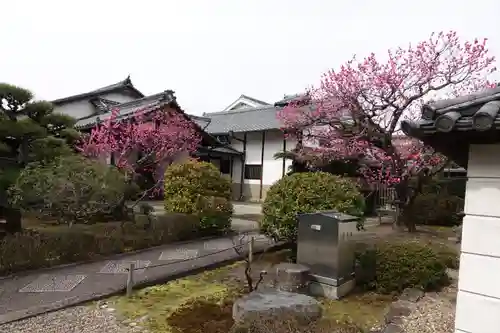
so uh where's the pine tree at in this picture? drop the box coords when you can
[0,83,80,233]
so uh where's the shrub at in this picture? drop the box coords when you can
[404,192,463,226]
[355,241,449,294]
[261,172,365,243]
[427,241,460,269]
[9,155,128,226]
[164,159,233,235]
[0,213,200,275]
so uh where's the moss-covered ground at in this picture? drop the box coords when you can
[105,250,392,333]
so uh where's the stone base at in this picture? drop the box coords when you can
[232,289,322,324]
[274,263,310,293]
[308,278,355,300]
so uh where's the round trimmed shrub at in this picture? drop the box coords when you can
[261,172,365,243]
[403,192,463,226]
[355,241,449,294]
[164,159,233,235]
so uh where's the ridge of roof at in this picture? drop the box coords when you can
[220,94,271,112]
[203,104,278,117]
[274,93,309,107]
[74,90,221,147]
[401,86,500,138]
[239,94,270,106]
[52,75,145,105]
[75,91,172,129]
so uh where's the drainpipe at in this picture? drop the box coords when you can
[228,131,247,201]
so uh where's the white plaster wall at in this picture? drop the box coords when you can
[54,99,97,120]
[229,130,296,187]
[230,133,245,184]
[244,131,264,185]
[455,143,500,333]
[262,130,296,185]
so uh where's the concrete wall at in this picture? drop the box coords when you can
[229,129,296,201]
[53,92,138,119]
[455,143,500,333]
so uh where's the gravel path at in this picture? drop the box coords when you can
[400,272,458,333]
[0,269,460,333]
[0,304,146,333]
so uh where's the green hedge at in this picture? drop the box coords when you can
[404,192,463,226]
[261,172,365,243]
[164,159,233,236]
[355,241,450,294]
[0,213,198,275]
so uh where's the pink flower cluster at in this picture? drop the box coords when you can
[279,31,496,186]
[78,106,201,178]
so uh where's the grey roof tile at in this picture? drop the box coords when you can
[197,145,243,155]
[188,114,212,130]
[203,105,283,134]
[401,86,500,137]
[89,97,121,114]
[239,94,270,106]
[52,76,144,105]
[75,91,173,129]
[74,91,223,148]
[274,93,309,107]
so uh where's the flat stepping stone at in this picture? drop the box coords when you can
[399,288,424,303]
[158,248,199,261]
[203,240,233,251]
[232,289,322,324]
[19,274,86,293]
[99,260,151,274]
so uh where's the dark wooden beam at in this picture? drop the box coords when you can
[282,134,287,177]
[230,156,234,179]
[259,131,266,200]
[239,133,247,200]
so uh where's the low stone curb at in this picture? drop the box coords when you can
[370,288,425,333]
[0,241,287,326]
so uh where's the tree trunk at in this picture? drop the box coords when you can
[394,177,419,233]
[4,207,22,234]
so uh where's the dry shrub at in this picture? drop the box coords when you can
[167,297,234,333]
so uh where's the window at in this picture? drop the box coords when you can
[220,159,231,174]
[244,164,262,180]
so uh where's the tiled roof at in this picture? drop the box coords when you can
[239,94,270,106]
[203,105,283,134]
[197,145,243,155]
[52,76,144,105]
[75,91,175,129]
[401,86,500,137]
[274,93,309,107]
[74,91,224,149]
[89,97,121,114]
[188,114,212,130]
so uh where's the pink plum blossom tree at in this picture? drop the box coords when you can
[78,105,201,216]
[279,31,496,231]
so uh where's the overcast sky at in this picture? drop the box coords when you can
[1,0,499,115]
